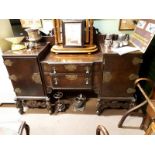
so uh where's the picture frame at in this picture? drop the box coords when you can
[62,20,84,48]
[20,19,42,28]
[119,19,137,31]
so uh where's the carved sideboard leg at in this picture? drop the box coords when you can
[16,100,24,114]
[140,114,151,130]
[24,122,30,135]
[96,99,104,115]
[118,100,147,128]
[46,99,54,115]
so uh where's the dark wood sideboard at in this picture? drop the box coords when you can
[96,43,143,115]
[2,36,143,115]
[2,43,53,114]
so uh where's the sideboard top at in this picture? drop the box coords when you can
[2,43,48,57]
[42,50,103,64]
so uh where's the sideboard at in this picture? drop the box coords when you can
[2,36,143,115]
[96,43,143,114]
[2,43,54,114]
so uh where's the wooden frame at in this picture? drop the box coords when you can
[62,20,84,48]
[119,19,137,31]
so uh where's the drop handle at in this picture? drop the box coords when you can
[54,77,58,85]
[52,67,57,74]
[85,78,89,85]
[85,67,90,74]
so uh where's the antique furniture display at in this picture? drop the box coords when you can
[2,43,53,114]
[96,42,143,115]
[41,34,145,114]
[3,34,145,115]
[51,19,98,54]
[118,20,155,130]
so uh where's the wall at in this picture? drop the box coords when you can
[94,19,133,34]
[0,19,15,104]
[0,19,14,37]
[0,19,14,51]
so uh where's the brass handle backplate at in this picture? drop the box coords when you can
[9,74,17,81]
[15,88,21,94]
[103,72,112,83]
[126,88,136,94]
[128,74,139,80]
[64,65,77,71]
[132,57,143,65]
[32,73,42,84]
[4,59,13,66]
[65,75,78,81]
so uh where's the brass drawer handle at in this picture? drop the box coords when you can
[64,65,77,71]
[32,73,42,84]
[9,74,17,81]
[65,75,78,81]
[4,59,13,66]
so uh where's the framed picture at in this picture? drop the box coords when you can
[20,19,42,28]
[119,19,138,31]
[62,20,84,47]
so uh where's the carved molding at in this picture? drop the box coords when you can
[25,100,47,108]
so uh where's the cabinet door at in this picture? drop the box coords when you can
[102,53,143,97]
[3,57,45,96]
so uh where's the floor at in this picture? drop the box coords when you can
[0,98,144,135]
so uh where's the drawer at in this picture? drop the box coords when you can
[42,63,92,74]
[49,73,92,89]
